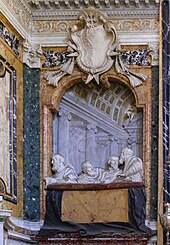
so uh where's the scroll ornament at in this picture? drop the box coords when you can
[44,7,147,88]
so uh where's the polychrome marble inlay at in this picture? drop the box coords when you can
[0,55,17,203]
[0,21,20,58]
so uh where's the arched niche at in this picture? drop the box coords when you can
[40,67,152,219]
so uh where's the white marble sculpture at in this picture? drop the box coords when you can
[45,154,78,186]
[77,161,107,184]
[105,156,122,183]
[118,147,143,182]
[44,7,147,88]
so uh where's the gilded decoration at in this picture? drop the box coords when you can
[0,178,6,194]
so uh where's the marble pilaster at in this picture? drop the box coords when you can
[58,109,71,163]
[109,136,119,156]
[86,124,97,165]
[150,66,159,220]
[23,64,40,221]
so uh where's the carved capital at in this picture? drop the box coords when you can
[109,136,120,143]
[58,109,72,121]
[86,124,97,133]
[23,40,43,68]
[148,42,159,66]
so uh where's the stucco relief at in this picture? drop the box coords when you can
[31,19,159,33]
[23,39,43,68]
[44,7,147,88]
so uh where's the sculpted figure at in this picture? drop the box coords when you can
[118,147,143,182]
[77,161,106,184]
[45,154,78,186]
[105,156,122,183]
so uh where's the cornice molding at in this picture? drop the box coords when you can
[1,0,31,40]
[28,0,160,9]
[1,0,159,39]
[31,9,159,19]
[1,0,159,67]
[27,0,159,20]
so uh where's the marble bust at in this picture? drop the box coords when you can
[45,154,78,186]
[118,147,143,182]
[77,161,107,184]
[105,156,122,183]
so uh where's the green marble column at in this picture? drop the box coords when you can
[23,64,40,221]
[150,66,159,220]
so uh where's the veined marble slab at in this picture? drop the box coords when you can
[62,189,128,223]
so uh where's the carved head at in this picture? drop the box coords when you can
[81,161,94,175]
[51,154,65,172]
[119,147,133,164]
[107,156,119,170]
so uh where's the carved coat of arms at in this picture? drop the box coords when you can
[45,7,147,87]
[67,8,117,84]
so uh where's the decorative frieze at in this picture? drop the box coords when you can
[0,21,20,57]
[31,19,159,34]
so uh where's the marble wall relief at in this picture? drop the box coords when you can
[41,62,152,218]
[0,57,17,203]
[52,82,143,176]
[44,7,147,88]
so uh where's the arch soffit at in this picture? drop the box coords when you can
[48,70,143,112]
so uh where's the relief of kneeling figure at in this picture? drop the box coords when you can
[45,154,78,186]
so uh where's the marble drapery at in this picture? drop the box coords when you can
[39,187,155,237]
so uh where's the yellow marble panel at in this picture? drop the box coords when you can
[0,40,23,217]
[0,70,10,193]
[62,189,128,223]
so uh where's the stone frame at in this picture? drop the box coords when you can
[40,65,152,219]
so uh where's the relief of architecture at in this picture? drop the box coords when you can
[1,0,169,244]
